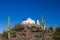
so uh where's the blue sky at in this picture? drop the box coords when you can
[0,0,60,33]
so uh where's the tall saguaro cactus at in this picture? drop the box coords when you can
[41,16,46,30]
[41,16,46,40]
[8,16,10,39]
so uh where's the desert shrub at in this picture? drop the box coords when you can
[30,26,37,32]
[49,26,53,31]
[10,32,16,37]
[12,24,24,31]
[30,26,40,32]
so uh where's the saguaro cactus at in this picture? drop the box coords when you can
[8,16,10,39]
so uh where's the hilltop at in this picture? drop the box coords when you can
[0,24,54,40]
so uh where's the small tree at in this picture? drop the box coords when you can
[52,26,60,40]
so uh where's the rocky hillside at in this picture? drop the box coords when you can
[0,24,54,40]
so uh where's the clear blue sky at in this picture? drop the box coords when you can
[0,0,60,33]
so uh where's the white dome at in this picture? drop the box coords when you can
[22,18,35,24]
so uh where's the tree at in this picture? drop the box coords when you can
[2,31,8,39]
[52,26,60,40]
